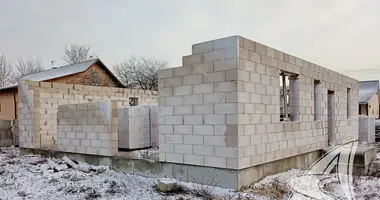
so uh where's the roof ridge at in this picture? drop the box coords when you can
[58,58,98,68]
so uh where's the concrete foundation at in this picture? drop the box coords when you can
[324,144,377,175]
[20,147,321,190]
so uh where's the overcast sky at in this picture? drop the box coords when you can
[1,0,379,80]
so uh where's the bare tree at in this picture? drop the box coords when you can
[62,44,98,64]
[0,54,13,87]
[113,55,168,90]
[13,58,44,83]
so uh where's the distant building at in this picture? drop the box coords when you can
[0,59,124,120]
[359,80,379,117]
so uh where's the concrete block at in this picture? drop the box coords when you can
[260,75,270,85]
[183,74,203,85]
[255,84,266,94]
[203,93,226,104]
[243,60,255,72]
[192,63,214,75]
[160,88,173,97]
[226,92,238,103]
[203,49,226,62]
[250,51,261,63]
[204,115,226,125]
[184,115,203,125]
[256,144,267,154]
[203,71,226,83]
[99,132,109,140]
[174,144,193,154]
[83,125,93,132]
[81,139,90,147]
[165,96,183,106]
[87,132,98,140]
[214,81,237,93]
[174,105,192,115]
[193,105,214,114]
[239,48,249,60]
[204,136,226,146]
[157,179,179,193]
[159,106,174,116]
[226,69,238,81]
[52,82,73,89]
[205,156,226,168]
[192,41,213,54]
[226,48,238,59]
[359,116,375,144]
[183,54,202,66]
[184,135,203,145]
[194,145,214,156]
[166,134,183,144]
[91,140,102,148]
[160,144,174,153]
[213,36,238,50]
[243,38,255,50]
[174,125,193,135]
[66,132,75,139]
[214,58,237,72]
[193,84,214,94]
[255,42,266,54]
[183,95,203,105]
[165,77,183,87]
[215,147,238,158]
[102,140,111,148]
[160,125,174,134]
[173,66,191,77]
[184,155,204,165]
[165,116,183,125]
[256,64,266,75]
[215,103,238,114]
[166,153,184,163]
[174,85,192,96]
[194,125,215,135]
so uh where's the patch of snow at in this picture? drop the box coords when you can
[0,147,201,200]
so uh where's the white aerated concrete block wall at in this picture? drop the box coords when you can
[143,105,159,148]
[158,35,359,170]
[359,115,375,144]
[57,101,118,156]
[18,80,158,149]
[118,106,151,149]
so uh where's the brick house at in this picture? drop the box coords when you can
[0,59,124,120]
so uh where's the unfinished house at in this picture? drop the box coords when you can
[158,35,359,189]
[359,80,379,118]
[18,80,158,150]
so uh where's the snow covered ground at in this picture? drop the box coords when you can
[0,147,200,200]
[0,146,380,200]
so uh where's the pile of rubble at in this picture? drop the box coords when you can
[369,159,380,177]
[40,156,109,174]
